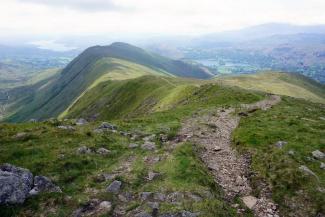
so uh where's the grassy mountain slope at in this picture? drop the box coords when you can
[1,74,324,216]
[61,75,264,121]
[5,43,213,122]
[233,97,325,216]
[79,42,214,79]
[217,72,325,103]
[0,81,264,217]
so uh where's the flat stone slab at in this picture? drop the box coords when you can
[242,195,258,209]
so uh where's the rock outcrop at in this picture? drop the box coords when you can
[0,164,33,204]
[29,176,62,196]
[0,164,61,205]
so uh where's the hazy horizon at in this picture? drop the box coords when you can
[1,0,325,50]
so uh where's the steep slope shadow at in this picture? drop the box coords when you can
[178,95,281,217]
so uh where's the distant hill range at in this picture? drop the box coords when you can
[3,42,214,122]
[148,23,325,83]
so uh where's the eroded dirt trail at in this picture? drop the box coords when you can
[179,95,281,217]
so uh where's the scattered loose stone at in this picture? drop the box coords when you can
[180,211,200,217]
[167,192,184,203]
[320,162,325,170]
[13,132,28,140]
[99,201,112,211]
[213,146,222,152]
[77,146,92,154]
[159,134,168,142]
[241,195,258,209]
[299,165,318,179]
[153,192,166,202]
[57,125,75,130]
[129,143,139,148]
[144,156,161,165]
[312,150,325,160]
[118,192,133,202]
[238,111,248,117]
[102,173,117,181]
[130,133,141,140]
[76,118,88,125]
[141,142,156,151]
[147,171,161,181]
[148,202,159,216]
[159,211,199,217]
[72,199,112,217]
[93,129,104,134]
[120,131,131,137]
[72,199,100,217]
[143,134,155,142]
[135,211,152,217]
[96,148,110,155]
[106,180,122,194]
[29,176,61,196]
[140,192,153,201]
[186,192,203,202]
[99,122,117,130]
[317,187,325,193]
[288,150,295,156]
[275,141,288,148]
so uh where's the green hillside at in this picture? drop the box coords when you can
[1,74,324,216]
[0,79,265,217]
[217,71,325,103]
[4,43,213,122]
[62,75,262,120]
[1,43,325,217]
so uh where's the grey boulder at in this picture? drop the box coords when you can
[275,141,288,148]
[96,148,110,156]
[129,143,139,149]
[0,164,33,204]
[141,142,156,151]
[299,165,319,180]
[76,118,88,125]
[320,162,325,170]
[99,122,117,130]
[77,146,92,154]
[312,150,325,160]
[106,180,122,194]
[29,176,62,196]
[57,125,75,131]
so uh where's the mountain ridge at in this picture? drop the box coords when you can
[3,42,214,122]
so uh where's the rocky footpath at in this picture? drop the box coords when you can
[178,95,281,217]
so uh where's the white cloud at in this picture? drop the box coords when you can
[0,0,325,38]
[16,0,125,12]
[29,40,77,51]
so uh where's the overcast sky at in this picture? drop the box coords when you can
[0,0,325,50]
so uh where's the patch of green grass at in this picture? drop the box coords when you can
[218,71,325,103]
[0,121,130,216]
[154,143,217,191]
[233,97,325,216]
[127,142,238,217]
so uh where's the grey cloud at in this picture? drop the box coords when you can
[17,0,127,12]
